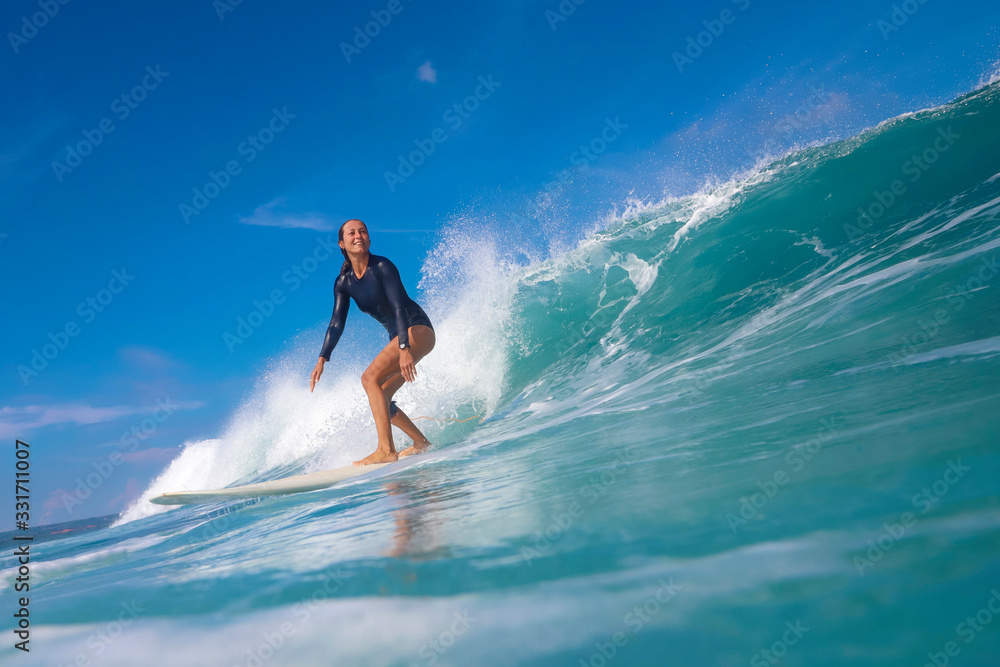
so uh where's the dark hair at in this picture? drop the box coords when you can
[338,219,367,275]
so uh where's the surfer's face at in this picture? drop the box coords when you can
[340,221,370,256]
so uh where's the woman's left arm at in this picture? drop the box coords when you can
[378,258,417,381]
[379,258,411,350]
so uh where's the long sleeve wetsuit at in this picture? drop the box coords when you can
[319,254,433,360]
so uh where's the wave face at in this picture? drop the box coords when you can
[6,81,1000,666]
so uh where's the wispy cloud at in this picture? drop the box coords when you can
[416,60,438,84]
[107,477,142,512]
[121,447,176,464]
[43,488,72,513]
[238,197,334,231]
[0,400,204,438]
[40,487,72,525]
[374,228,438,233]
[118,345,175,370]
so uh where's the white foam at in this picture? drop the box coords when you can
[0,533,169,586]
[899,335,1000,366]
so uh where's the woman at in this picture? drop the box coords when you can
[310,219,436,466]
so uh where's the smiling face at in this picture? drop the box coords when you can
[339,219,370,259]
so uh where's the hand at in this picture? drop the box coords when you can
[399,348,416,382]
[310,358,326,392]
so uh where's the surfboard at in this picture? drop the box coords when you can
[148,462,392,506]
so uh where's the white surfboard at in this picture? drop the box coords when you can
[148,462,393,506]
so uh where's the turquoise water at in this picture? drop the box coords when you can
[4,81,1000,667]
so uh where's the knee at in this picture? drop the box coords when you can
[360,368,380,388]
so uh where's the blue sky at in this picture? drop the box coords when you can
[2,0,997,527]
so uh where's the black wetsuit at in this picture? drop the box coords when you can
[319,254,433,360]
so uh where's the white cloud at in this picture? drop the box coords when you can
[120,447,176,464]
[107,477,143,511]
[0,400,204,438]
[417,60,438,84]
[118,345,174,370]
[238,197,334,231]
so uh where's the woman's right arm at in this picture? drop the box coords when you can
[311,278,350,392]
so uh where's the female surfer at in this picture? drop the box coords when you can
[309,219,436,466]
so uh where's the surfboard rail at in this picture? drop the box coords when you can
[148,462,392,505]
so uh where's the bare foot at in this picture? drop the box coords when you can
[398,440,430,458]
[353,447,398,466]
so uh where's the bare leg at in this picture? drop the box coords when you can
[354,325,435,466]
[355,360,397,465]
[395,409,432,458]
[379,374,433,457]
